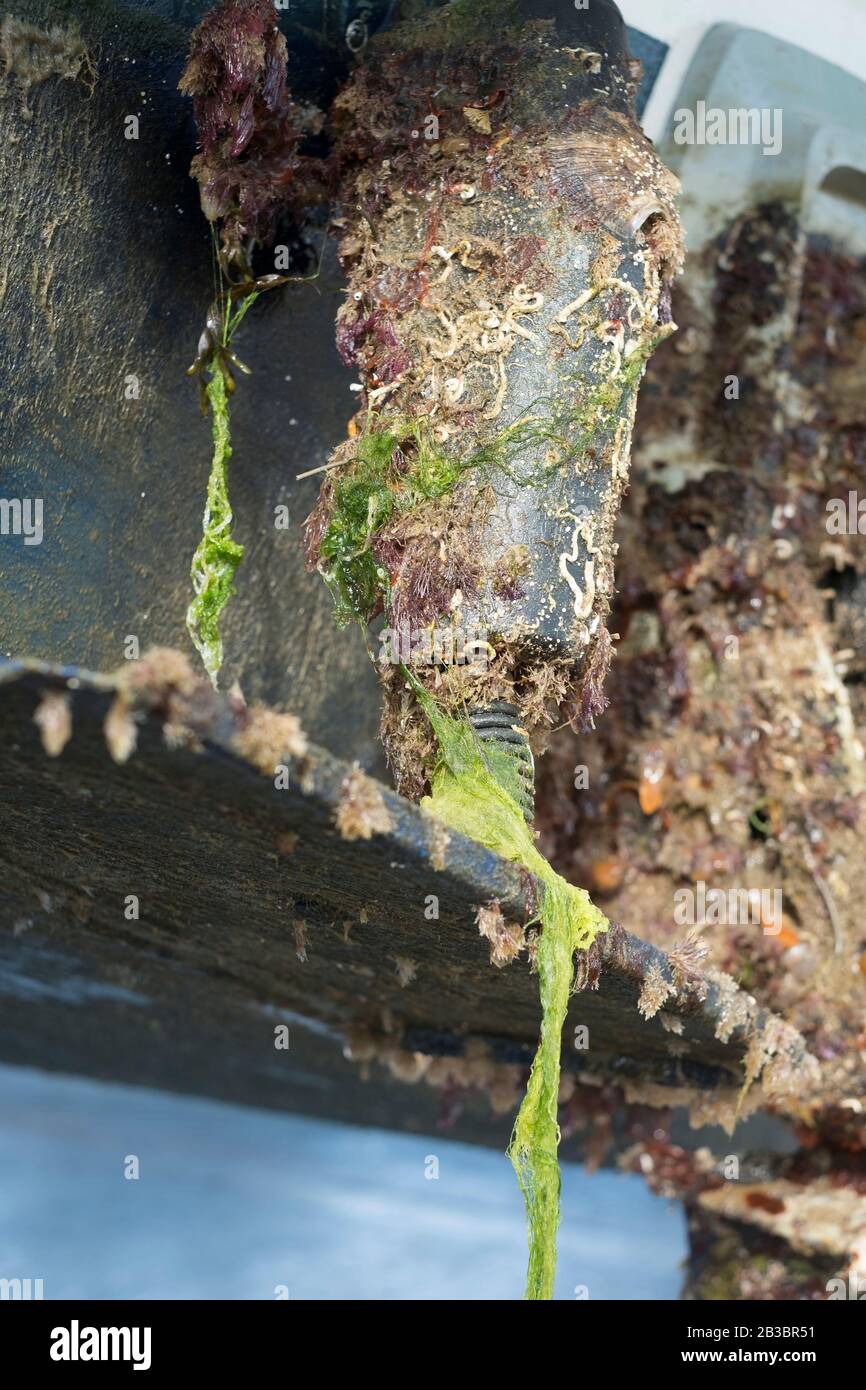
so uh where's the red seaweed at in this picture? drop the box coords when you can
[179,0,327,263]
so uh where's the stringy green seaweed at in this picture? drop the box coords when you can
[186,368,244,684]
[313,279,667,1290]
[413,681,608,1300]
[318,329,667,630]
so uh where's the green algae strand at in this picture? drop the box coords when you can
[413,682,608,1299]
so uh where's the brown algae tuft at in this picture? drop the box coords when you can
[335,764,393,841]
[0,16,95,118]
[33,688,72,757]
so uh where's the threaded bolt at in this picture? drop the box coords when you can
[468,700,535,821]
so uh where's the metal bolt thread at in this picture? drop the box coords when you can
[468,700,535,821]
